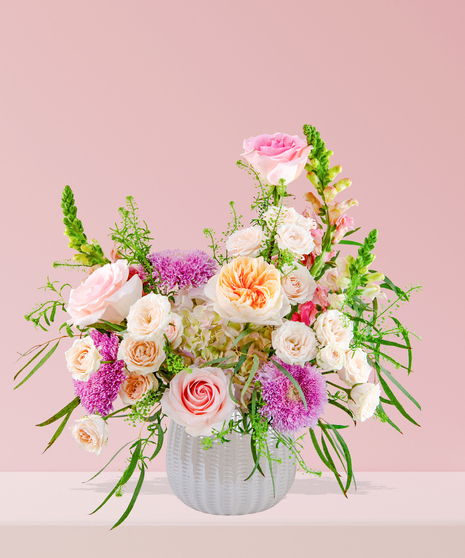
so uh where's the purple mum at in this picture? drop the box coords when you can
[256,358,327,434]
[73,330,125,416]
[148,249,217,292]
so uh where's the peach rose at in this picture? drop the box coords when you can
[241,133,312,186]
[66,260,143,328]
[203,256,290,326]
[126,293,171,341]
[119,372,158,405]
[316,344,346,371]
[161,367,236,436]
[117,334,165,373]
[281,262,316,304]
[226,226,263,257]
[165,312,184,349]
[65,336,101,381]
[71,415,108,455]
[276,223,315,256]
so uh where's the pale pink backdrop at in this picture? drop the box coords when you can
[1,0,463,473]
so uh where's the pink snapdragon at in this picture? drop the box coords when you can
[333,215,355,244]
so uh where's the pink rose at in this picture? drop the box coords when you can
[161,367,236,437]
[312,285,330,310]
[66,260,143,328]
[242,133,312,186]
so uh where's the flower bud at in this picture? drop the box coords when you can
[328,165,342,181]
[323,186,337,203]
[73,253,92,265]
[309,158,319,169]
[364,271,384,283]
[361,284,382,299]
[307,171,320,188]
[304,191,322,213]
[334,178,352,193]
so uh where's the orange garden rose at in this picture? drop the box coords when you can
[204,256,290,325]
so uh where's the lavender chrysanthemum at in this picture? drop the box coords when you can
[73,330,125,416]
[256,358,327,434]
[148,249,217,292]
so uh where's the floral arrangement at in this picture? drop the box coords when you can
[16,125,420,528]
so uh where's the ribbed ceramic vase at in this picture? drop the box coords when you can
[166,415,296,515]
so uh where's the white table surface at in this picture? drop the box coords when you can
[1,471,463,526]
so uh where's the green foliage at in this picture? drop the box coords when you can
[125,389,164,427]
[14,340,61,389]
[61,185,109,267]
[24,277,70,331]
[90,409,166,529]
[110,196,157,293]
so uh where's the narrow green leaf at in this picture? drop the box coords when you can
[390,316,413,374]
[377,273,409,301]
[325,422,353,492]
[110,465,146,530]
[363,336,411,350]
[309,428,333,471]
[14,341,60,389]
[377,373,420,427]
[65,324,74,337]
[327,399,355,421]
[339,240,364,247]
[84,439,136,483]
[90,441,141,515]
[320,434,347,496]
[271,359,307,411]
[240,354,259,409]
[343,227,361,238]
[150,421,165,460]
[378,364,421,410]
[14,344,49,381]
[378,401,403,434]
[99,319,126,331]
[43,409,73,452]
[36,397,80,426]
[199,355,235,368]
[231,326,252,348]
[50,304,57,322]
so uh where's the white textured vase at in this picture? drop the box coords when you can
[166,416,296,515]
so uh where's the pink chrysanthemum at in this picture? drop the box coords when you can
[148,249,217,292]
[73,330,125,416]
[256,358,327,434]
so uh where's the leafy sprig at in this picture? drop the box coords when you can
[24,277,70,331]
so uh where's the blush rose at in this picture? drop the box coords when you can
[242,133,312,186]
[66,260,143,328]
[161,367,236,436]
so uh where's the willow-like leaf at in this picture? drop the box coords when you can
[110,465,146,530]
[378,364,420,410]
[43,409,73,452]
[14,344,49,381]
[377,373,420,427]
[36,397,80,426]
[15,341,60,389]
[240,354,260,409]
[84,440,136,483]
[390,316,413,374]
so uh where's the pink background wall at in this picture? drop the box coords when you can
[1,0,463,473]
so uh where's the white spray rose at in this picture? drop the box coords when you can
[127,293,171,341]
[264,206,316,231]
[281,262,317,304]
[226,226,263,257]
[276,223,315,256]
[71,415,109,455]
[316,344,346,371]
[117,334,165,374]
[65,336,101,382]
[272,321,318,366]
[348,383,381,422]
[314,309,353,349]
[338,348,372,385]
